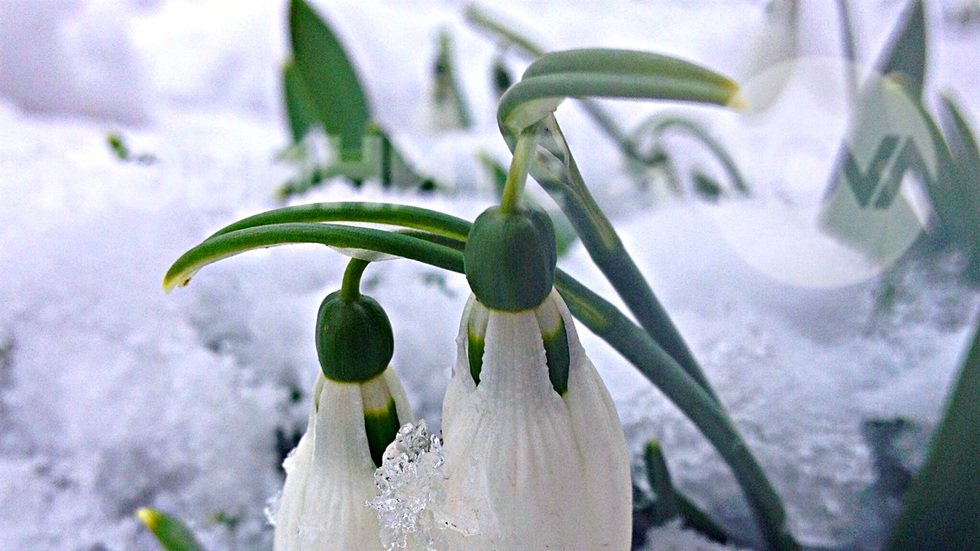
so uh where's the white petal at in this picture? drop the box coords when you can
[274,375,382,551]
[556,290,633,550]
[441,295,479,427]
[440,291,632,550]
[382,366,415,429]
[440,298,586,548]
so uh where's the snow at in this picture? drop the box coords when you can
[1,1,979,550]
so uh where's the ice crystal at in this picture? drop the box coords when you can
[367,421,448,551]
[263,490,281,527]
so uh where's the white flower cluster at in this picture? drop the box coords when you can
[273,290,632,550]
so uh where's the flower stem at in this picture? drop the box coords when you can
[339,258,369,301]
[633,115,750,195]
[499,126,539,213]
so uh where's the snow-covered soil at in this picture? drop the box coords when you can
[1,1,978,550]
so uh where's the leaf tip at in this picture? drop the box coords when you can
[162,270,193,294]
[727,89,748,112]
[137,507,160,531]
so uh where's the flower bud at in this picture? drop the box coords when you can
[463,205,557,312]
[316,291,394,383]
[439,290,632,549]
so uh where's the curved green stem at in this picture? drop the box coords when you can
[499,125,540,213]
[340,258,370,301]
[463,5,545,58]
[634,115,750,195]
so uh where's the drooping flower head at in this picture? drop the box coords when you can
[273,290,413,551]
[435,204,632,549]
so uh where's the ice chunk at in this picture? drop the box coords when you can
[367,421,448,551]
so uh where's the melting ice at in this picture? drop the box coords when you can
[367,421,449,551]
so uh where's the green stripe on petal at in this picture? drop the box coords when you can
[467,302,490,386]
[361,373,402,468]
[536,296,570,396]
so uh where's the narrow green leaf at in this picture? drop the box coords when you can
[644,441,680,522]
[874,0,926,100]
[432,29,473,130]
[555,272,798,551]
[289,0,371,159]
[520,48,733,91]
[887,311,980,551]
[282,60,318,144]
[137,509,207,551]
[164,224,463,293]
[936,95,980,275]
[497,49,741,134]
[204,201,471,242]
[463,5,545,59]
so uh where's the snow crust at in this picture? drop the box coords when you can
[1,1,978,550]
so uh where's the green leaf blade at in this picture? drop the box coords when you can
[887,313,980,551]
[289,0,371,159]
[282,60,319,144]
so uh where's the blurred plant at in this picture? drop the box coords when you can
[277,0,435,199]
[627,113,750,200]
[632,440,730,548]
[105,130,156,165]
[943,0,980,30]
[820,0,980,282]
[932,94,980,279]
[430,28,474,131]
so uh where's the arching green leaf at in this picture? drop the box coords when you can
[289,0,371,160]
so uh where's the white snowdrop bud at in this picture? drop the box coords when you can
[273,369,413,551]
[438,290,633,550]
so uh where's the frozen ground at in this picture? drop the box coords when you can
[1,1,979,550]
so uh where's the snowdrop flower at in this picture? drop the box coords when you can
[435,203,631,549]
[274,290,413,551]
[439,290,632,549]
